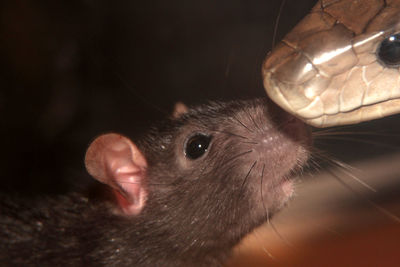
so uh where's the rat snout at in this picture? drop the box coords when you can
[244,114,310,176]
[252,129,294,158]
[281,115,311,143]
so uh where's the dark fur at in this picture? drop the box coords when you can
[0,99,310,266]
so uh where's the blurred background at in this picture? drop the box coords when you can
[2,0,400,266]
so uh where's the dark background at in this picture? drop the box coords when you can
[2,0,400,196]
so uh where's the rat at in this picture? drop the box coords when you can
[0,98,311,266]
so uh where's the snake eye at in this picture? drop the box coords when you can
[377,33,400,67]
[184,134,212,160]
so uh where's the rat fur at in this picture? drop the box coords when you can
[0,98,311,266]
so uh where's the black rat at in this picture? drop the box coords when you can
[0,98,311,266]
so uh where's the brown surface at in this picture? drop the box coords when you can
[227,153,400,266]
[228,223,400,267]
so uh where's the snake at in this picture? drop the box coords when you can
[263,0,400,127]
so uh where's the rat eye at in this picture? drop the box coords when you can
[184,134,212,160]
[377,33,400,67]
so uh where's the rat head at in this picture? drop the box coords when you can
[85,98,311,252]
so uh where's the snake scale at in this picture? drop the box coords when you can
[263,0,400,127]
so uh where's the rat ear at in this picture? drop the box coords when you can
[172,102,189,118]
[85,133,148,216]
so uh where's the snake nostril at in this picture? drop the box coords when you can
[377,32,400,67]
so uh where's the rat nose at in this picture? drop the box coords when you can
[253,129,289,156]
[248,114,310,162]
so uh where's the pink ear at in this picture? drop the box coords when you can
[85,133,148,216]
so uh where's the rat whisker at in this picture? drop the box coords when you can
[269,220,293,247]
[241,161,257,189]
[312,130,400,138]
[114,72,168,115]
[311,149,376,192]
[241,141,259,145]
[212,130,249,140]
[232,115,253,133]
[238,161,257,199]
[261,246,276,261]
[247,111,261,131]
[314,136,400,150]
[221,150,253,167]
[119,181,175,187]
[252,229,276,260]
[224,46,234,78]
[260,164,269,218]
[306,154,324,172]
[325,169,400,223]
[311,149,400,223]
[271,0,286,49]
[312,124,358,135]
